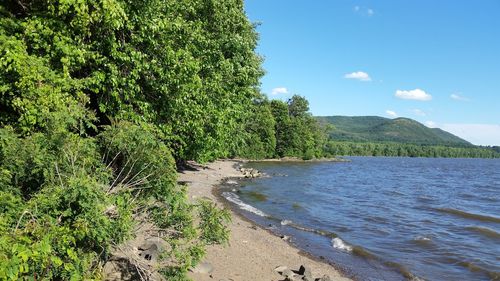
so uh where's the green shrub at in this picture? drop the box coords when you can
[0,127,132,280]
[197,200,231,245]
[98,122,177,199]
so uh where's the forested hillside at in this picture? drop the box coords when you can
[317,116,471,146]
[318,116,499,158]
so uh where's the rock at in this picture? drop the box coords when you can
[281,235,290,241]
[274,265,288,273]
[303,276,315,281]
[282,268,295,278]
[226,180,238,185]
[191,262,214,274]
[137,239,165,262]
[297,265,312,279]
[240,168,262,178]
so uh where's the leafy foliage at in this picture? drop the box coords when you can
[0,128,132,280]
[235,97,277,159]
[1,0,260,279]
[197,200,231,245]
[269,95,327,159]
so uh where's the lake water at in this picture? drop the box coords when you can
[221,157,500,281]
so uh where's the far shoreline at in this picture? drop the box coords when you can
[237,156,350,163]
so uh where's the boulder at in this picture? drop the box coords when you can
[282,268,295,279]
[297,265,312,279]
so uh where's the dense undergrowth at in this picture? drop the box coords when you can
[0,121,233,280]
[0,0,257,279]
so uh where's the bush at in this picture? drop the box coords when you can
[197,200,231,245]
[0,127,132,280]
[98,122,177,199]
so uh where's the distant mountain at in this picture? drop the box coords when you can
[316,116,472,147]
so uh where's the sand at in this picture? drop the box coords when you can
[180,160,352,281]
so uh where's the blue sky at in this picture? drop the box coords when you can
[244,0,500,146]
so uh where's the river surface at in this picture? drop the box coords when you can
[221,157,500,281]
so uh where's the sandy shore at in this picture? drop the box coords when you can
[179,160,352,281]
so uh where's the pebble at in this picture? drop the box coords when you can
[191,262,214,274]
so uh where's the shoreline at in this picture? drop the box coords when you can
[180,159,352,281]
[212,179,358,280]
[238,157,350,163]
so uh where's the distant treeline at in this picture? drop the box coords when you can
[323,141,500,158]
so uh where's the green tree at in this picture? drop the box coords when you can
[236,96,276,159]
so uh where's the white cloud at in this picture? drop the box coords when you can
[395,89,432,101]
[412,109,426,116]
[450,93,469,101]
[271,87,289,96]
[354,6,374,16]
[344,71,372,81]
[386,110,398,118]
[440,124,500,146]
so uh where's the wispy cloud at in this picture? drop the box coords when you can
[425,121,437,128]
[395,89,432,101]
[386,110,398,118]
[423,122,500,146]
[412,109,426,116]
[450,93,470,101]
[344,71,372,82]
[440,124,500,146]
[354,6,375,16]
[271,87,289,96]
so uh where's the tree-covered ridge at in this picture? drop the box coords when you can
[317,116,499,158]
[317,116,472,146]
